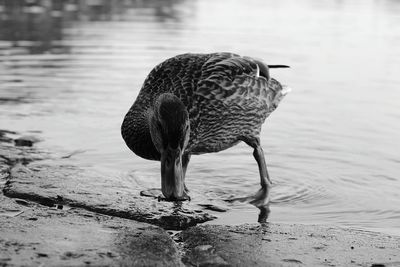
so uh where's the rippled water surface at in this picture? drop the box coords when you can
[1,0,400,235]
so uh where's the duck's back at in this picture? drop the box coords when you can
[133,53,212,111]
[189,53,285,154]
[122,53,287,159]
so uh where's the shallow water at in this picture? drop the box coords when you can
[1,0,400,235]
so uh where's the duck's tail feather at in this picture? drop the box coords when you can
[281,85,292,96]
[266,78,291,114]
[273,84,291,107]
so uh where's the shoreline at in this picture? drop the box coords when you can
[1,130,399,266]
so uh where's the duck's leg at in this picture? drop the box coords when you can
[246,138,271,196]
[239,137,272,222]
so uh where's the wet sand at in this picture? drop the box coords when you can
[1,131,399,266]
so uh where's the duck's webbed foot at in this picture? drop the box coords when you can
[140,188,191,202]
[225,185,269,206]
[249,186,271,223]
[140,188,163,199]
[225,185,270,222]
[158,191,191,202]
[248,185,270,207]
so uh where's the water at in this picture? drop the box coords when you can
[1,0,400,236]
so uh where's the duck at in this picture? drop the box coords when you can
[121,52,290,218]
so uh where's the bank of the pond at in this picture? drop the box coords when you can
[1,131,399,266]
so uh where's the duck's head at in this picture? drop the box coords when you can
[149,93,190,201]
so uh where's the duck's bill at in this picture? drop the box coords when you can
[160,147,188,201]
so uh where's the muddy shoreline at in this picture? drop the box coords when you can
[1,130,399,266]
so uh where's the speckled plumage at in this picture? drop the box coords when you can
[121,52,287,161]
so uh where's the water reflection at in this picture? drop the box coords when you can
[1,0,64,54]
[0,0,190,54]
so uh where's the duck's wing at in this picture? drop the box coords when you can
[195,53,288,118]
